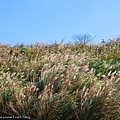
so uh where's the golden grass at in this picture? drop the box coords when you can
[0,38,120,120]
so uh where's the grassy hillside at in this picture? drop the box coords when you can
[0,38,120,120]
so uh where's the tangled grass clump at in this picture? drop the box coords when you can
[0,39,120,120]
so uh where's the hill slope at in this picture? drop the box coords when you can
[0,39,120,120]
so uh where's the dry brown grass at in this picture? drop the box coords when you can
[0,39,120,119]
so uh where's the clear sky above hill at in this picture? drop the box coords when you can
[0,0,120,45]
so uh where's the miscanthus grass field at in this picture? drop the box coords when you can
[0,38,120,120]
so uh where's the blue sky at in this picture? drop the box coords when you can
[0,0,120,45]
